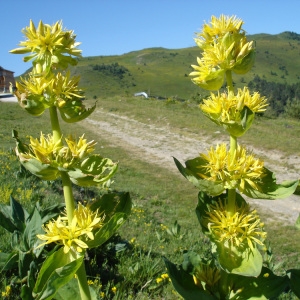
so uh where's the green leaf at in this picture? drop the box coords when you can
[11,195,29,232]
[0,203,18,233]
[221,106,254,137]
[287,269,300,298]
[59,101,96,123]
[215,242,263,277]
[23,207,43,250]
[295,214,300,230]
[86,212,127,249]
[0,251,18,271]
[228,267,289,299]
[164,257,217,300]
[54,278,98,300]
[173,157,224,195]
[89,192,131,218]
[243,167,299,199]
[21,285,34,300]
[33,248,83,300]
[68,155,118,187]
[19,158,60,181]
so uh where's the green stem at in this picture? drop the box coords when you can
[76,262,91,300]
[60,171,75,223]
[49,106,90,299]
[49,106,63,146]
[227,135,238,216]
[225,70,234,93]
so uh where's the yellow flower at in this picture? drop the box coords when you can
[205,199,266,251]
[10,20,81,74]
[200,87,267,124]
[28,132,62,164]
[193,264,221,290]
[200,143,265,192]
[51,71,84,106]
[65,134,96,160]
[196,15,244,47]
[156,277,163,284]
[191,15,255,89]
[111,286,117,294]
[37,203,105,253]
[1,285,12,298]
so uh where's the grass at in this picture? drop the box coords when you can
[1,99,300,299]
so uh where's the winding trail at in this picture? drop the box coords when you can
[82,109,300,224]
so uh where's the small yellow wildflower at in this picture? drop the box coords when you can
[1,285,12,298]
[156,277,163,284]
[87,280,94,285]
[111,286,117,294]
[200,143,265,192]
[37,203,105,253]
[205,199,266,251]
[100,291,105,298]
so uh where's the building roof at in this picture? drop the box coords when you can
[0,66,15,73]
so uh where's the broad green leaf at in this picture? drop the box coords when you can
[0,251,18,271]
[86,212,127,248]
[287,269,300,298]
[243,167,299,199]
[174,157,224,195]
[228,267,289,299]
[59,101,96,123]
[295,214,300,230]
[33,248,83,300]
[0,203,18,233]
[19,250,34,279]
[89,192,131,218]
[11,195,28,232]
[68,155,118,187]
[21,285,34,300]
[55,278,98,300]
[23,207,43,250]
[164,257,217,300]
[215,242,262,277]
[19,158,59,181]
[18,94,49,116]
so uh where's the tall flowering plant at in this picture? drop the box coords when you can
[7,20,131,299]
[164,15,300,299]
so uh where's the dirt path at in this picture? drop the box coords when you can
[82,109,300,224]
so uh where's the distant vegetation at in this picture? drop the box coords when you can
[16,32,300,119]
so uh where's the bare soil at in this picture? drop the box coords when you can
[82,108,300,225]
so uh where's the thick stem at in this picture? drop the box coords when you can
[49,106,63,146]
[76,262,91,300]
[227,135,237,216]
[225,70,234,93]
[60,171,75,223]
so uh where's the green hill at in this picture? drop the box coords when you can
[69,31,300,100]
[16,32,300,100]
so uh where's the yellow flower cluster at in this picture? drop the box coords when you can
[200,143,265,192]
[24,132,96,169]
[1,285,12,298]
[156,273,170,284]
[37,203,105,253]
[10,20,81,74]
[200,87,268,124]
[205,199,266,251]
[14,71,83,110]
[190,15,255,90]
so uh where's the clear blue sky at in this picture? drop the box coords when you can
[2,0,300,76]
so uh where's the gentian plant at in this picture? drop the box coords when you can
[6,20,131,299]
[164,15,300,299]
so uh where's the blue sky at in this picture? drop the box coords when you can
[2,0,300,76]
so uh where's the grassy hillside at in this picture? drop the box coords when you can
[66,32,300,100]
